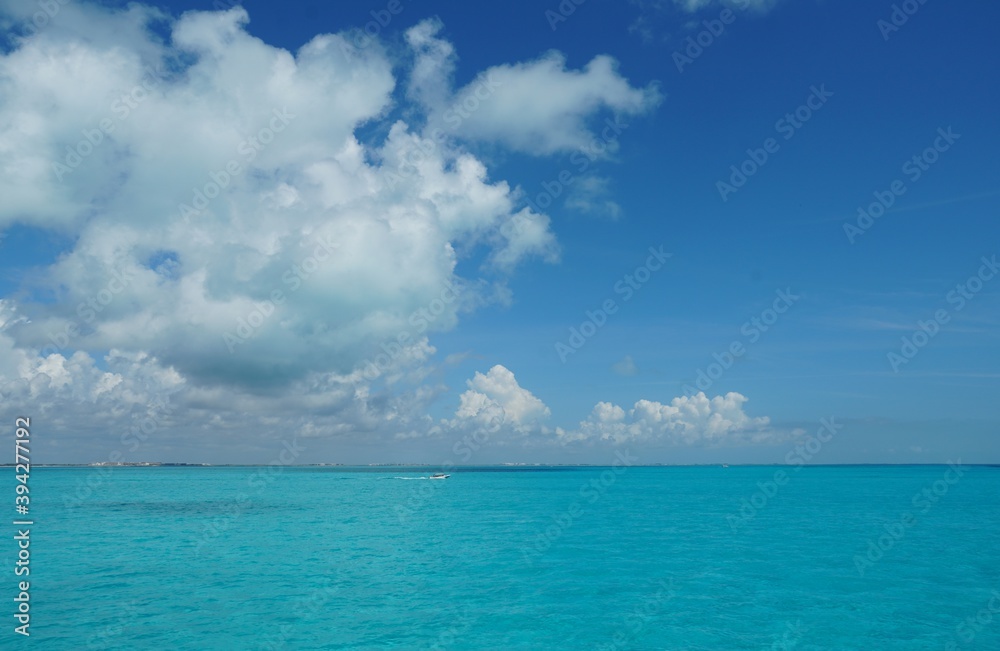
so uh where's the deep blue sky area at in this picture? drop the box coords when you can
[0,0,997,463]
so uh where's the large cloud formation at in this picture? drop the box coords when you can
[0,4,560,389]
[0,2,776,460]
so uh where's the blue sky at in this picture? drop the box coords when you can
[0,0,997,464]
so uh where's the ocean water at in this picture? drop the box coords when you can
[18,464,1000,649]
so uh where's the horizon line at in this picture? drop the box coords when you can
[9,462,995,468]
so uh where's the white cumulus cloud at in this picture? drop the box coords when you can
[612,355,639,376]
[407,20,662,156]
[446,365,779,448]
[449,365,552,437]
[0,5,576,399]
[572,392,773,445]
[0,3,773,461]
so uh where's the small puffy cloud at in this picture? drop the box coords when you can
[565,176,623,220]
[612,355,639,376]
[450,53,661,155]
[407,20,661,156]
[567,391,774,445]
[450,365,551,436]
[492,209,560,271]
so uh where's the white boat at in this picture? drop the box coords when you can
[429,473,450,479]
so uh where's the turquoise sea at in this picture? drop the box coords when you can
[16,465,1000,649]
